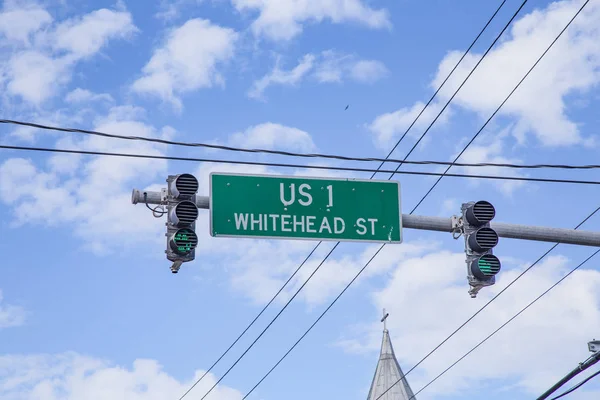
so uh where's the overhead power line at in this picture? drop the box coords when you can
[407,248,600,400]
[183,244,340,400]
[175,1,512,399]
[371,1,595,398]
[236,1,590,398]
[175,244,322,400]
[2,144,599,186]
[377,208,600,400]
[4,121,600,171]
[362,0,508,174]
[382,0,529,182]
[241,0,535,397]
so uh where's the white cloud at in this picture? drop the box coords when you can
[228,122,316,151]
[131,18,238,110]
[341,250,600,398]
[155,0,204,21]
[315,50,388,84]
[1,5,136,105]
[248,54,315,100]
[367,0,600,156]
[348,59,389,83]
[51,8,137,58]
[452,126,528,196]
[439,198,459,216]
[0,352,243,400]
[367,100,450,151]
[291,241,438,306]
[0,6,52,46]
[6,50,71,104]
[231,0,391,41]
[0,106,172,255]
[65,88,114,104]
[249,51,388,100]
[0,290,26,329]
[431,0,600,147]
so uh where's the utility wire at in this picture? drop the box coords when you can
[248,203,600,400]
[176,1,510,399]
[409,0,587,211]
[372,2,593,398]
[0,3,548,177]
[407,247,600,400]
[182,244,340,400]
[240,1,535,397]
[549,368,600,400]
[239,1,590,398]
[377,208,600,400]
[6,125,600,171]
[175,244,323,400]
[2,145,598,186]
[240,244,389,400]
[384,0,529,180]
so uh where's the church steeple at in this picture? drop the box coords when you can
[366,310,416,400]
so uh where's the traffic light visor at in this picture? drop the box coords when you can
[465,200,495,226]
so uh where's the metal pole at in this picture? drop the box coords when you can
[402,214,600,247]
[536,349,600,400]
[132,190,600,247]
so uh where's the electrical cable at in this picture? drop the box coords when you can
[408,0,588,211]
[176,2,512,398]
[246,203,600,400]
[6,124,600,171]
[372,2,595,398]
[175,242,323,400]
[240,243,388,400]
[2,145,598,186]
[549,368,600,400]
[177,243,338,400]
[383,0,529,180]
[235,1,590,398]
[406,247,600,400]
[190,245,340,400]
[143,192,166,217]
[378,208,600,400]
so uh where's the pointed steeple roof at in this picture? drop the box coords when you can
[366,310,416,400]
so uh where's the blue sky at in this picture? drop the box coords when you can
[1,0,600,399]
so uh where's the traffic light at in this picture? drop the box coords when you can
[166,173,199,273]
[461,200,501,298]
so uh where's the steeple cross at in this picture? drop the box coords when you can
[381,308,389,331]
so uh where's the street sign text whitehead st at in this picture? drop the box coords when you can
[210,173,402,243]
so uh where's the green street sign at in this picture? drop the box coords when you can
[209,173,402,243]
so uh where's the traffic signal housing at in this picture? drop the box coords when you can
[461,200,501,297]
[166,173,199,272]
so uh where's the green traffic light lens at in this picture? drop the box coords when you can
[171,228,198,255]
[471,254,501,280]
